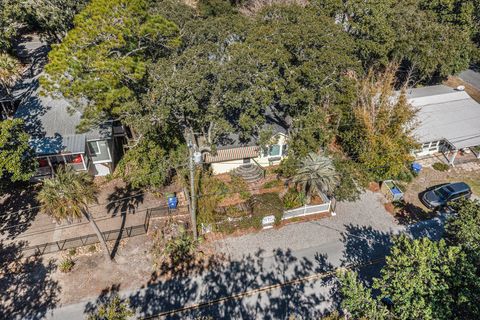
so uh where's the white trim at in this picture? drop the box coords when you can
[92,159,112,164]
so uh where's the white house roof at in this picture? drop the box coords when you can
[407,85,480,150]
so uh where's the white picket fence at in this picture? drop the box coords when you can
[282,201,332,220]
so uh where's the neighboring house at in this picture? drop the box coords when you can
[205,124,288,175]
[14,89,125,180]
[407,85,480,165]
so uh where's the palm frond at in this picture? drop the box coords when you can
[37,166,98,223]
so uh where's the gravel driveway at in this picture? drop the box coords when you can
[214,191,403,263]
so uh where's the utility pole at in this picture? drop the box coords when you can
[188,140,198,240]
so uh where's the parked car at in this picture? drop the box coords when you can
[421,182,471,209]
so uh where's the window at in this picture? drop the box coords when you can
[269,145,281,157]
[88,141,101,156]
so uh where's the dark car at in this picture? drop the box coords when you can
[421,182,471,209]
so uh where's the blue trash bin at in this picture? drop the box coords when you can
[411,162,422,174]
[167,196,178,209]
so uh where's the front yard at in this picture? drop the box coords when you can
[387,164,480,224]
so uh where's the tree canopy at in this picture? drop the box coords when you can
[0,119,37,184]
[42,0,181,131]
[339,200,480,320]
[39,0,480,191]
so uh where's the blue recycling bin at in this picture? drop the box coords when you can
[167,196,178,209]
[411,162,422,174]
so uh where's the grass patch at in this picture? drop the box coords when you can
[262,179,283,189]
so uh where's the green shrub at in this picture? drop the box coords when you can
[68,248,77,256]
[396,168,414,182]
[282,188,306,209]
[229,174,251,200]
[250,193,284,216]
[163,227,198,265]
[88,245,97,253]
[432,162,450,172]
[332,156,366,202]
[262,179,283,189]
[197,170,229,225]
[59,256,75,273]
[275,157,297,178]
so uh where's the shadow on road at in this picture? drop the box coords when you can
[85,248,339,319]
[0,240,60,319]
[106,185,144,259]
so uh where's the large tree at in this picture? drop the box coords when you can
[0,119,37,184]
[0,0,88,46]
[339,234,480,320]
[42,0,181,131]
[0,53,22,96]
[314,0,476,80]
[339,65,418,180]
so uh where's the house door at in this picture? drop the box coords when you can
[243,158,251,164]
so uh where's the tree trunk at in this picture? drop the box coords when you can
[82,209,113,262]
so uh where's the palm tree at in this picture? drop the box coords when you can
[0,53,23,95]
[37,166,112,262]
[292,152,340,202]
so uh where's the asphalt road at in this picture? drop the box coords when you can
[45,192,447,320]
[459,69,480,90]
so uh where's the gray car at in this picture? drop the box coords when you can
[421,182,472,209]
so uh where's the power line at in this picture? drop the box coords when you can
[141,257,386,319]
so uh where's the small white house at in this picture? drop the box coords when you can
[407,85,480,165]
[205,132,288,174]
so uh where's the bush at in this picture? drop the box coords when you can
[432,162,450,172]
[197,170,229,225]
[163,227,198,265]
[396,168,414,182]
[229,174,251,200]
[332,156,366,202]
[59,256,75,273]
[275,157,297,178]
[262,179,283,189]
[249,193,284,216]
[87,295,134,320]
[282,188,306,209]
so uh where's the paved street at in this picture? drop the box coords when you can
[45,191,447,319]
[459,69,480,90]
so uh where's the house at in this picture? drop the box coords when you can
[205,123,288,175]
[407,85,480,165]
[14,90,125,180]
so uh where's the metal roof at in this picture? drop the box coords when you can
[408,85,480,150]
[13,74,111,155]
[30,134,86,155]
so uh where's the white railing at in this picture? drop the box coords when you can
[282,201,331,220]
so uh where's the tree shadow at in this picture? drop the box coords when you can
[340,224,394,283]
[123,248,338,319]
[106,185,144,216]
[393,200,433,225]
[106,186,144,258]
[0,240,60,319]
[0,184,40,239]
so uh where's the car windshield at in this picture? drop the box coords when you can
[434,187,451,199]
